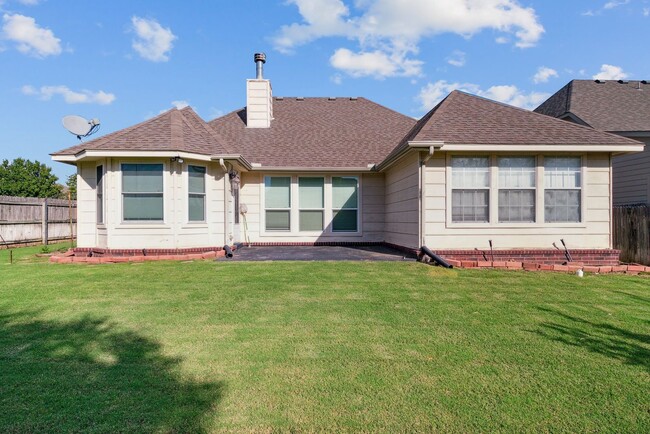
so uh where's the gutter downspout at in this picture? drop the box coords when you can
[420,146,435,247]
[219,158,229,246]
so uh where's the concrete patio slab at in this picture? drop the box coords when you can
[222,245,416,262]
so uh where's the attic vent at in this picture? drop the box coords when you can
[296,97,304,101]
[594,79,605,84]
[275,96,284,101]
[349,97,358,101]
[328,97,336,101]
[618,80,629,84]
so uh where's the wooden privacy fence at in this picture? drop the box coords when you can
[613,205,650,265]
[0,195,76,246]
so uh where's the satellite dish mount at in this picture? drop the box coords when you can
[62,115,101,140]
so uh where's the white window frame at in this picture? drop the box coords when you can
[264,176,292,232]
[543,155,583,223]
[497,156,537,223]
[449,155,491,224]
[445,153,586,228]
[118,161,167,225]
[260,174,362,237]
[96,164,104,225]
[331,176,360,233]
[298,176,325,232]
[187,164,207,223]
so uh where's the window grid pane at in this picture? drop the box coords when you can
[451,189,489,223]
[300,210,323,231]
[265,177,291,209]
[544,157,581,223]
[122,164,164,221]
[498,190,535,222]
[265,177,291,231]
[332,177,358,232]
[299,177,324,209]
[96,166,103,224]
[333,210,357,232]
[188,166,206,193]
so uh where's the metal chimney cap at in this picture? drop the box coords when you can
[254,53,266,64]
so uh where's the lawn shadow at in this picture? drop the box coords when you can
[612,290,650,306]
[0,311,224,433]
[535,307,650,373]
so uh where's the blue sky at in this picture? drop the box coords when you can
[1,0,648,181]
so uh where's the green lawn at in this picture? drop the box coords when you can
[1,245,649,433]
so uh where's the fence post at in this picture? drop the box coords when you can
[42,198,48,245]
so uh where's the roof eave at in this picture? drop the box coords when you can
[51,149,214,163]
[375,140,445,171]
[437,143,644,152]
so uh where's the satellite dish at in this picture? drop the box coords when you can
[62,115,101,140]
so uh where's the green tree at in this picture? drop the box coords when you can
[0,158,63,198]
[66,173,77,200]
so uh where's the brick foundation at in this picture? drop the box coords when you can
[430,249,620,266]
[73,246,224,257]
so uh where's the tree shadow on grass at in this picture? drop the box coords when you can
[535,307,650,373]
[0,311,224,433]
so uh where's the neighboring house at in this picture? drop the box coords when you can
[535,80,650,205]
[52,55,644,263]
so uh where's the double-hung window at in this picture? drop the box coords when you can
[332,177,358,232]
[265,176,291,231]
[498,157,536,222]
[96,166,104,224]
[188,165,206,222]
[122,163,164,221]
[451,157,490,223]
[544,157,581,223]
[299,177,324,231]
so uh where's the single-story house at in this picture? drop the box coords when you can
[52,55,645,263]
[535,79,650,205]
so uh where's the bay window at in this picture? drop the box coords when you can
[451,156,490,223]
[122,163,164,221]
[498,156,536,222]
[188,165,206,222]
[96,166,104,224]
[544,157,581,223]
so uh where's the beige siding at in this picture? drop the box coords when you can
[423,152,613,249]
[384,152,420,249]
[76,161,98,248]
[612,136,650,205]
[76,158,227,249]
[239,172,384,243]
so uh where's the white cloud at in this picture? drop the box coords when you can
[17,0,41,5]
[330,48,423,78]
[22,84,116,105]
[495,36,509,44]
[447,50,466,67]
[331,73,343,84]
[130,16,176,62]
[2,13,61,57]
[274,0,544,79]
[592,64,629,80]
[532,66,558,84]
[417,79,549,111]
[643,7,649,16]
[604,0,629,9]
[171,100,189,110]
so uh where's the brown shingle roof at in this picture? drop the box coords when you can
[52,107,230,156]
[400,90,639,146]
[534,80,650,132]
[208,97,416,168]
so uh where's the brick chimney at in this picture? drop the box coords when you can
[246,53,273,128]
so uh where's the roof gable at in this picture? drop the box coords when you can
[409,90,640,145]
[52,107,230,156]
[535,79,650,132]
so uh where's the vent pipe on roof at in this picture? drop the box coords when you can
[254,53,266,79]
